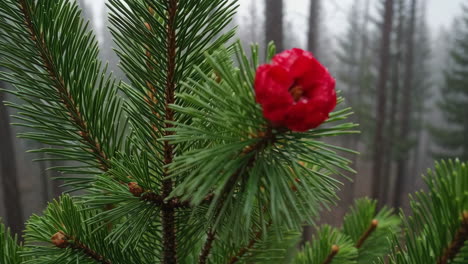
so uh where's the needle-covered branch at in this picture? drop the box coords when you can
[0,0,125,180]
[22,195,137,264]
[17,0,110,171]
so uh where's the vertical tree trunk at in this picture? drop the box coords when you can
[78,0,92,22]
[356,0,370,127]
[337,0,362,220]
[37,151,49,203]
[49,160,64,198]
[393,0,417,208]
[371,0,394,203]
[382,0,405,205]
[307,0,320,55]
[265,0,284,51]
[0,90,24,235]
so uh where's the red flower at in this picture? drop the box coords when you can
[254,48,337,132]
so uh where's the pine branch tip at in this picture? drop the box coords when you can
[51,231,68,248]
[322,245,339,264]
[128,182,144,197]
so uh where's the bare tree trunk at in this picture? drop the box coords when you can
[337,0,362,221]
[354,0,370,166]
[382,0,405,205]
[49,160,64,198]
[307,0,320,55]
[78,0,92,22]
[371,0,394,204]
[265,0,284,51]
[393,0,417,208]
[37,151,49,203]
[0,90,24,235]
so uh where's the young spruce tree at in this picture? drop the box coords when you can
[0,0,467,263]
[431,4,468,161]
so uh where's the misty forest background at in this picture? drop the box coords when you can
[1,0,467,236]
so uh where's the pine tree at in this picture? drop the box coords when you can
[0,1,466,263]
[431,4,468,161]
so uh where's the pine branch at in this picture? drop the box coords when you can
[51,231,112,264]
[356,219,378,248]
[17,0,111,171]
[437,211,468,264]
[383,160,468,263]
[342,198,399,263]
[24,195,138,264]
[321,245,339,264]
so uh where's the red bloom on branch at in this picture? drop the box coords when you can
[254,48,337,132]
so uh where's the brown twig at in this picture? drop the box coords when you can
[322,245,340,264]
[198,230,216,264]
[437,211,468,264]
[141,192,191,209]
[356,219,379,248]
[51,231,112,264]
[228,222,272,264]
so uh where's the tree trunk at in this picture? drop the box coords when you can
[371,0,394,204]
[0,90,24,235]
[265,0,284,51]
[307,0,320,55]
[382,0,404,205]
[393,0,417,208]
[77,0,92,22]
[49,160,64,198]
